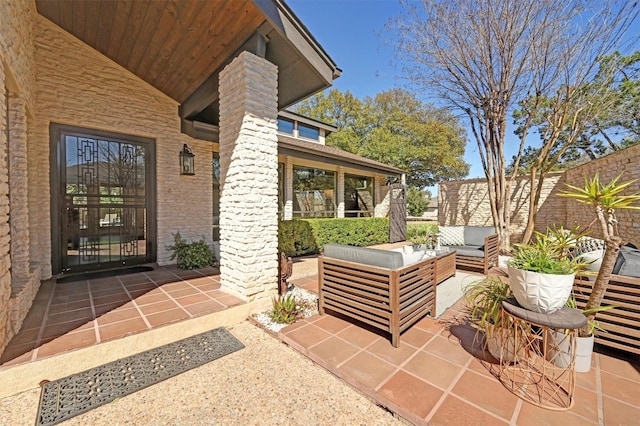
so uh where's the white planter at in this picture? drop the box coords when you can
[549,330,572,368]
[485,323,522,363]
[575,334,595,373]
[507,266,574,314]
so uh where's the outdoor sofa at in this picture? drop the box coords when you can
[572,240,640,355]
[318,243,439,347]
[437,226,499,274]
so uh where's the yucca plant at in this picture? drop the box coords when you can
[561,172,640,336]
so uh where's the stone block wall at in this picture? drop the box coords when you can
[0,0,38,355]
[439,145,640,245]
[564,144,640,245]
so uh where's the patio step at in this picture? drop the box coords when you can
[0,303,251,399]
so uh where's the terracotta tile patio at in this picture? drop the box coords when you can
[0,265,244,368]
[284,273,640,426]
[1,266,639,425]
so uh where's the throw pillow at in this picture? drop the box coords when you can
[574,237,606,256]
[439,226,465,246]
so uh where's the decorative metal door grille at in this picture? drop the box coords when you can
[56,127,153,273]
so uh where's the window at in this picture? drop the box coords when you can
[298,123,320,140]
[277,118,294,134]
[344,174,374,217]
[293,166,335,217]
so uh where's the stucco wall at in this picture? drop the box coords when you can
[34,15,214,274]
[439,144,640,245]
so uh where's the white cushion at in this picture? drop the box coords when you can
[439,226,465,246]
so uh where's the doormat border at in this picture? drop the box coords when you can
[36,327,244,426]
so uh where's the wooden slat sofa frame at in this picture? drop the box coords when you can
[318,244,437,348]
[573,274,640,355]
[438,226,499,275]
[455,233,499,275]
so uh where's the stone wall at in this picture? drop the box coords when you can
[34,15,214,272]
[439,144,640,245]
[564,144,640,245]
[0,0,38,355]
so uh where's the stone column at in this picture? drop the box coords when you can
[284,157,293,220]
[336,167,345,218]
[218,51,278,305]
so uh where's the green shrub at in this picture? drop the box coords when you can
[407,223,438,245]
[307,217,389,251]
[278,220,318,257]
[167,232,214,269]
[278,218,389,256]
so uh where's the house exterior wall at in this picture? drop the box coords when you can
[0,0,38,355]
[34,16,214,276]
[439,144,640,245]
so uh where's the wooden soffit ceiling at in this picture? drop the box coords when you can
[35,0,340,126]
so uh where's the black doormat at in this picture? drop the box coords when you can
[56,266,154,283]
[36,327,245,426]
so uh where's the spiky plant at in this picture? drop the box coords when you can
[561,172,640,336]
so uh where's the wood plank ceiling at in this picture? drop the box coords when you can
[35,0,266,104]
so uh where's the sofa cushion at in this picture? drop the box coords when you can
[447,245,485,258]
[463,226,496,246]
[323,243,404,269]
[612,246,640,278]
[439,226,465,246]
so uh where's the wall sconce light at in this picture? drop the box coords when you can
[179,144,195,175]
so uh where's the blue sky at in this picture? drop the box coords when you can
[287,0,489,184]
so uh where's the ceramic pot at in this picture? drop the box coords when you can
[575,334,595,373]
[485,323,522,363]
[507,266,574,314]
[549,330,572,368]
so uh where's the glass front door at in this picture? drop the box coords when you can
[52,125,155,273]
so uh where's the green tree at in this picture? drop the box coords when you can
[407,187,432,217]
[295,88,469,189]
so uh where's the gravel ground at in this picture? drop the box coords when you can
[0,321,405,426]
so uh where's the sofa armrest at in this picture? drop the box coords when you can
[484,234,499,261]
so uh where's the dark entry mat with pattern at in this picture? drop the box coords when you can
[36,327,244,426]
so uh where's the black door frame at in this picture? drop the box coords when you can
[50,123,157,274]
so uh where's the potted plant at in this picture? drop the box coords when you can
[550,296,614,372]
[465,277,522,361]
[559,172,640,369]
[507,226,587,314]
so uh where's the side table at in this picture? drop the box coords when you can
[496,298,587,410]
